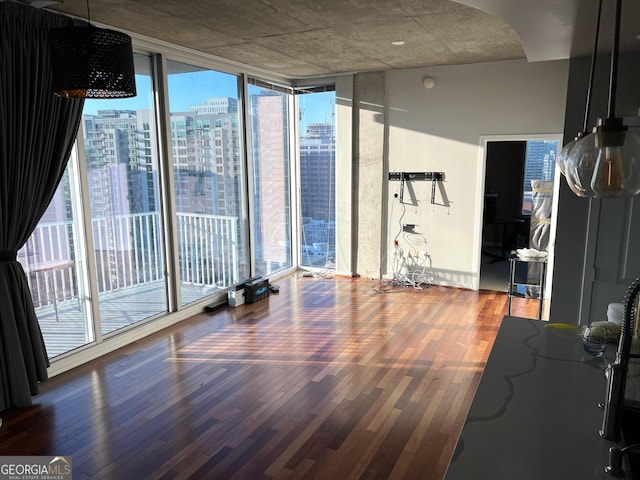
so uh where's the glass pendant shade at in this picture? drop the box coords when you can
[565,133,597,197]
[557,138,577,177]
[567,123,640,197]
[49,25,137,99]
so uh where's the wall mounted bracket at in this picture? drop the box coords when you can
[388,171,445,204]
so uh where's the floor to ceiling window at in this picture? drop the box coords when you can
[21,46,299,364]
[247,81,293,278]
[298,90,336,270]
[83,53,168,336]
[166,61,249,305]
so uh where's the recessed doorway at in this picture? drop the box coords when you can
[477,135,562,313]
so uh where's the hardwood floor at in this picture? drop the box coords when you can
[0,275,543,479]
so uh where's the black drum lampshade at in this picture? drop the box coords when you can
[49,25,137,99]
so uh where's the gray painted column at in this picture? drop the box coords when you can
[550,53,593,325]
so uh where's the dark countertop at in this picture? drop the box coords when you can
[444,316,624,480]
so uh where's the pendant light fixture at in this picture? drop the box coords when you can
[566,0,640,197]
[49,0,136,99]
[559,0,603,197]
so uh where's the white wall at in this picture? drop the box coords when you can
[384,58,569,288]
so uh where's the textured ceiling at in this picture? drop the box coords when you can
[49,0,527,78]
[48,0,637,80]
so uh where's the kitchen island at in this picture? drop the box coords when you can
[444,316,625,480]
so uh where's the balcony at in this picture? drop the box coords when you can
[19,212,239,359]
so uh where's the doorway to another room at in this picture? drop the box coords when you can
[478,136,561,318]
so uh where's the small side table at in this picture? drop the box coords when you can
[507,251,547,320]
[27,260,75,321]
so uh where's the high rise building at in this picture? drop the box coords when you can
[171,112,235,216]
[83,109,158,218]
[77,99,242,219]
[299,122,336,266]
[300,123,335,221]
[524,139,557,192]
[189,97,238,115]
[248,90,290,270]
[37,94,337,274]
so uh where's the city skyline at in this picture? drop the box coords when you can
[65,88,337,277]
[83,74,334,134]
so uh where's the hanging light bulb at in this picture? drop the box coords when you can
[588,118,640,196]
[592,118,627,194]
[570,0,640,198]
[593,147,626,193]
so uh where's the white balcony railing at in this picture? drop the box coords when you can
[177,212,239,288]
[18,212,239,310]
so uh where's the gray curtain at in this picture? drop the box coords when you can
[0,2,84,410]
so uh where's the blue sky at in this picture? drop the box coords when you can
[84,72,334,133]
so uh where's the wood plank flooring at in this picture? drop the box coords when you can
[0,275,544,479]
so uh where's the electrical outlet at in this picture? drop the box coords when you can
[402,224,416,233]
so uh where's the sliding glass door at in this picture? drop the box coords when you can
[167,61,249,305]
[299,91,336,269]
[247,83,293,277]
[83,54,168,336]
